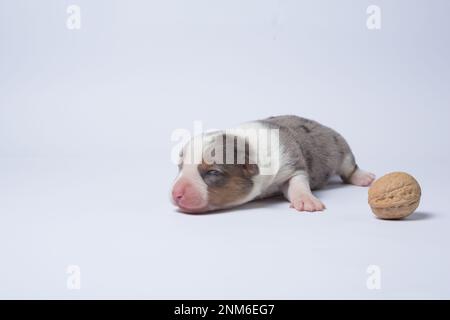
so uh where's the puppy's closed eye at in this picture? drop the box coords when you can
[202,169,226,187]
[206,170,222,176]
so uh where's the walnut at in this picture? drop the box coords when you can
[368,172,421,219]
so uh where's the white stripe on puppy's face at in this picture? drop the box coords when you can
[171,137,209,213]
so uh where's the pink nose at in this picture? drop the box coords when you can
[172,186,185,203]
[171,180,207,212]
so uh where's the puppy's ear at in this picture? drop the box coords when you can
[243,163,259,177]
[234,135,259,176]
[221,134,259,176]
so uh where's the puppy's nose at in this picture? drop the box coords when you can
[172,187,185,203]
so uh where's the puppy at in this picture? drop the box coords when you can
[171,115,375,213]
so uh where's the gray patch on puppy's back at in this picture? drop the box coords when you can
[258,115,355,189]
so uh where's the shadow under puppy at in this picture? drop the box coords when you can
[171,115,375,213]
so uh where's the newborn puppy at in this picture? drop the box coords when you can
[171,115,375,213]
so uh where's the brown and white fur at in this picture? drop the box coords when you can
[171,115,375,213]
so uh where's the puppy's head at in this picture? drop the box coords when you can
[171,133,259,213]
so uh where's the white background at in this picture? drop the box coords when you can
[1,0,449,298]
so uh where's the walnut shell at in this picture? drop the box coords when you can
[368,172,421,219]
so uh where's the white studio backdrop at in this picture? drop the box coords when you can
[0,0,449,298]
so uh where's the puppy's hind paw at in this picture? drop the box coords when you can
[349,169,376,187]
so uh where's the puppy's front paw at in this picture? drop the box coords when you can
[290,194,326,212]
